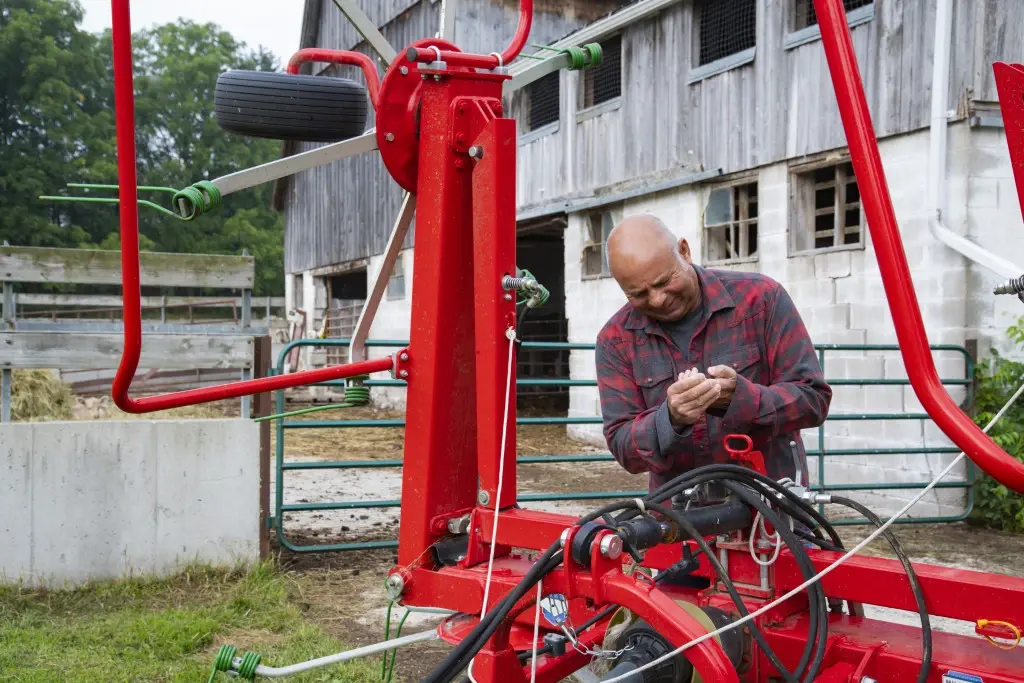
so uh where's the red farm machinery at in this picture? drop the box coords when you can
[94,0,1024,680]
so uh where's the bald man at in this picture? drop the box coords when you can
[594,214,831,497]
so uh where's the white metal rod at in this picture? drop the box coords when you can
[212,131,378,198]
[440,0,457,41]
[350,192,415,363]
[331,0,398,64]
[926,0,1022,279]
[2,281,13,423]
[505,52,572,95]
[248,628,440,677]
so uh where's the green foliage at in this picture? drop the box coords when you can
[970,317,1024,532]
[0,562,381,682]
[0,0,284,295]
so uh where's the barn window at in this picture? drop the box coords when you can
[794,0,873,30]
[581,206,621,279]
[387,252,406,300]
[580,35,622,112]
[790,160,863,253]
[695,0,756,67]
[704,182,759,264]
[525,71,560,133]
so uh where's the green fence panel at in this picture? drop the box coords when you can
[271,339,976,552]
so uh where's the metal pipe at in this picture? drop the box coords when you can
[925,0,1021,278]
[247,628,440,677]
[285,48,381,109]
[109,1,389,412]
[813,0,1024,493]
[407,0,532,68]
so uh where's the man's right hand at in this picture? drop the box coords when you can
[666,369,721,427]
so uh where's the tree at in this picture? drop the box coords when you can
[0,0,116,248]
[0,1,285,296]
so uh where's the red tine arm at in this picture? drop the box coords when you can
[286,48,381,109]
[406,0,533,69]
[814,0,1024,493]
[109,0,393,413]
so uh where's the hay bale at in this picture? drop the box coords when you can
[11,369,75,421]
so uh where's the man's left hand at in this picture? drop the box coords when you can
[707,364,737,409]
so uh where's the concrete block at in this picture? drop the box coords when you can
[1,420,260,587]
[848,302,893,333]
[865,326,899,345]
[757,232,788,262]
[835,274,886,305]
[820,328,867,346]
[813,250,852,279]
[827,386,865,413]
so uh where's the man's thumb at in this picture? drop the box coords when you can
[707,364,732,377]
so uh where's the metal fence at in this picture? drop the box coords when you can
[270,339,975,552]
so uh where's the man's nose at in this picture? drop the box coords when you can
[648,289,666,309]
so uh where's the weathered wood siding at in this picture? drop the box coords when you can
[285,0,610,272]
[286,0,1024,273]
[512,0,1024,209]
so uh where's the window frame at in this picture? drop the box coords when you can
[702,178,761,266]
[577,34,623,122]
[687,0,758,84]
[519,70,561,143]
[784,0,874,50]
[580,205,623,281]
[788,156,866,257]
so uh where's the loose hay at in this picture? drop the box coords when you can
[10,369,75,421]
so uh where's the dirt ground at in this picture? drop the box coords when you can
[74,396,1024,680]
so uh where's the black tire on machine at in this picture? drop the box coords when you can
[214,70,368,142]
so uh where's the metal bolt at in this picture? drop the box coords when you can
[860,679,877,683]
[399,369,409,378]
[385,574,404,600]
[504,293,513,301]
[434,75,441,82]
[447,515,470,534]
[478,490,490,506]
[400,66,409,75]
[599,535,623,560]
[385,132,395,142]
[399,352,409,361]
[468,146,484,159]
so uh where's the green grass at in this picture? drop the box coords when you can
[0,561,382,682]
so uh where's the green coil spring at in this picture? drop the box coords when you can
[528,42,603,70]
[207,645,261,682]
[38,180,222,221]
[343,374,371,406]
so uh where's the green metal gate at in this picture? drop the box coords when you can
[268,339,975,552]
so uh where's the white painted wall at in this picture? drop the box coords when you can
[1,419,260,587]
[364,248,414,409]
[563,122,1023,518]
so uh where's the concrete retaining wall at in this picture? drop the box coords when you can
[1,419,260,587]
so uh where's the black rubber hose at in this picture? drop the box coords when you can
[719,481,828,683]
[642,501,800,683]
[831,496,931,683]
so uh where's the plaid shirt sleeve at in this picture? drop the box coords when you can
[595,335,694,475]
[716,283,831,437]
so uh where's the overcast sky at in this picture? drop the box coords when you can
[79,0,304,65]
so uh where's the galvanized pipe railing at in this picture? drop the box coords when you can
[271,340,976,552]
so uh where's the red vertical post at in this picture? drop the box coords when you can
[397,75,481,566]
[472,113,519,511]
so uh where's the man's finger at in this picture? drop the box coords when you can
[677,377,717,403]
[667,372,705,395]
[708,364,737,379]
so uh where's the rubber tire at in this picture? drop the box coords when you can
[214,70,368,142]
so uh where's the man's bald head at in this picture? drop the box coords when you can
[606,214,701,322]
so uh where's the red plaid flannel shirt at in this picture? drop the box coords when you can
[595,265,830,492]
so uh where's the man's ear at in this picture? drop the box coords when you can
[678,238,692,263]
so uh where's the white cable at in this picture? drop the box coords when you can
[467,330,518,683]
[748,510,784,567]
[530,579,542,683]
[599,378,1024,683]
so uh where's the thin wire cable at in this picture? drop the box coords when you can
[530,579,542,683]
[599,378,1024,683]
[467,330,517,683]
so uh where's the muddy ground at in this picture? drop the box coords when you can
[76,396,1024,680]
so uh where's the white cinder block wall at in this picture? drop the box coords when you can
[364,249,414,409]
[566,123,1021,518]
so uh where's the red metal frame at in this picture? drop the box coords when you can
[106,0,1024,680]
[285,48,381,108]
[993,62,1024,221]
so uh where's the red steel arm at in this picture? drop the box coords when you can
[813,0,1024,493]
[406,0,532,69]
[993,63,1024,221]
[109,0,393,413]
[286,48,381,109]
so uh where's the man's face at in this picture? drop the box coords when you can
[615,239,701,322]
